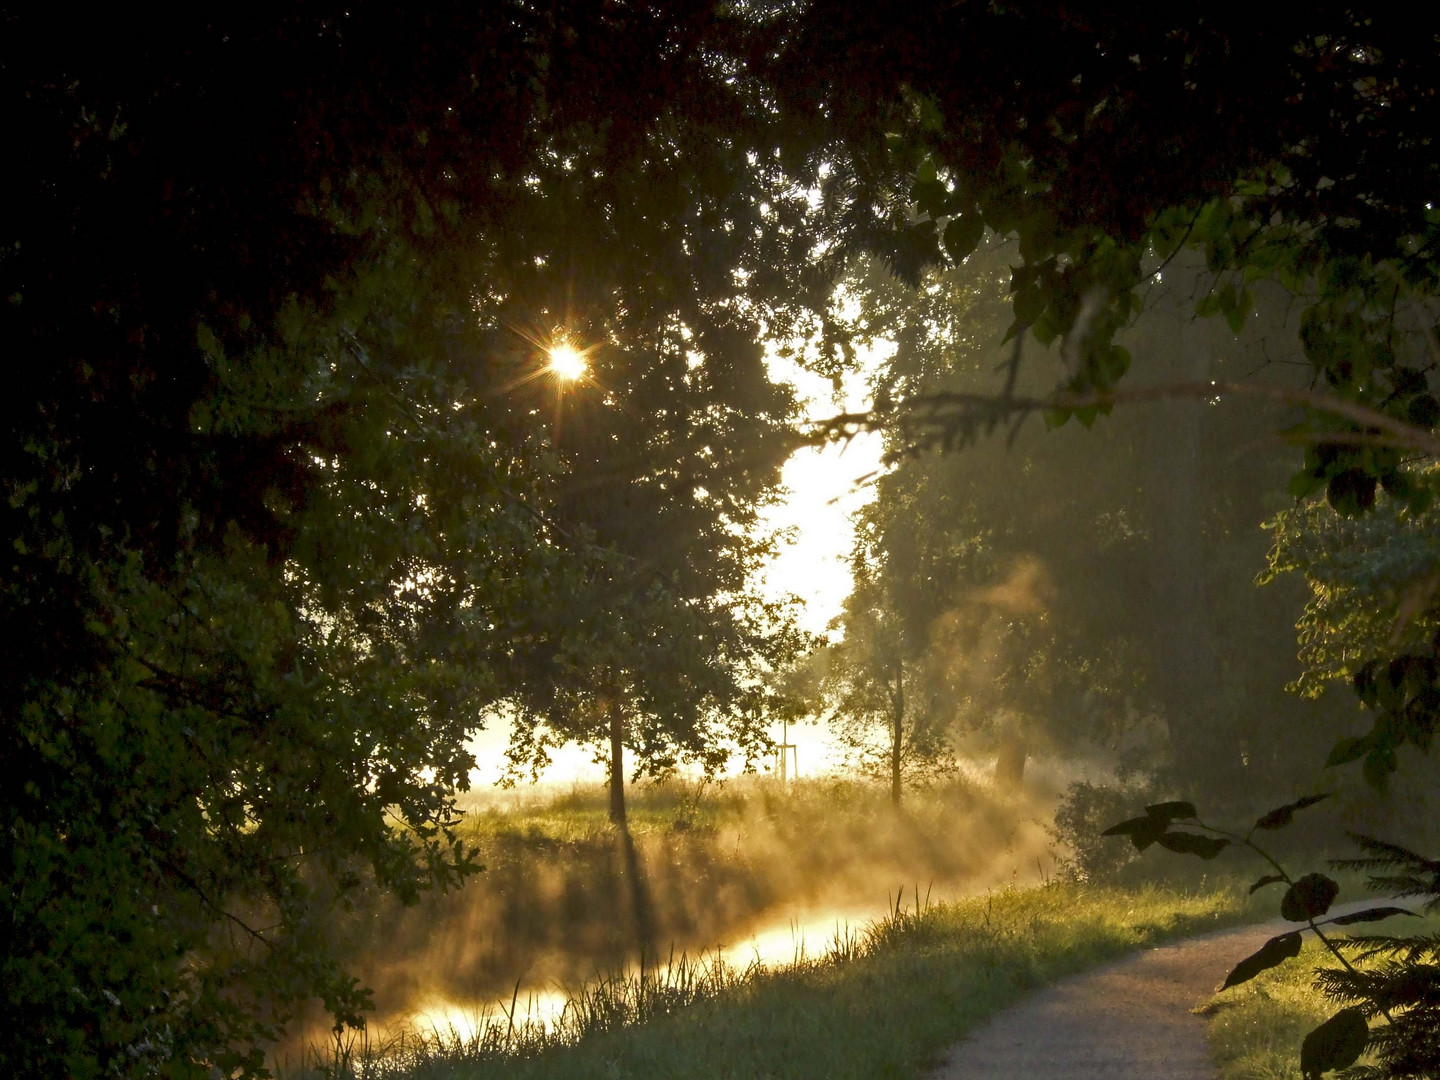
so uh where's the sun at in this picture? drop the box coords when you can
[546,342,588,382]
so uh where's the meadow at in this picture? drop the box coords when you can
[321,774,1057,1031]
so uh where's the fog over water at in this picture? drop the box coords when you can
[279,777,1060,1061]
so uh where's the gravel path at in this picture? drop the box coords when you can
[931,907,1367,1080]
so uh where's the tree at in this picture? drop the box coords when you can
[820,527,951,806]
[778,4,1440,790]
[491,324,804,825]
[1,5,819,1073]
[819,246,1346,798]
[776,8,1440,1073]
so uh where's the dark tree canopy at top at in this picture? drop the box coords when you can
[779,3,1440,252]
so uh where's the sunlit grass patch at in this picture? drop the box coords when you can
[1202,911,1440,1080]
[1202,939,1340,1080]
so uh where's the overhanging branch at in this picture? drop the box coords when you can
[808,381,1440,461]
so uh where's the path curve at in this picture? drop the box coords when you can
[932,903,1372,1080]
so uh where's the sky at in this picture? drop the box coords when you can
[465,346,888,788]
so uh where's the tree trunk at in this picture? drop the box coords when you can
[607,697,627,826]
[890,662,904,807]
[1141,285,1224,770]
[994,732,1027,789]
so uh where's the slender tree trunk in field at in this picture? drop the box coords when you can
[1141,283,1223,771]
[608,697,627,826]
[890,662,904,807]
[994,731,1027,789]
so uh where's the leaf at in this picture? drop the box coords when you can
[1249,873,1287,895]
[1327,468,1378,517]
[1363,747,1397,791]
[1156,831,1230,859]
[943,213,985,264]
[1221,931,1303,990]
[1254,793,1333,831]
[1013,284,1045,326]
[1145,800,1198,821]
[1101,814,1168,851]
[1281,873,1340,922]
[1326,736,1369,768]
[1300,1007,1369,1079]
[1326,905,1417,926]
[912,178,948,217]
[1031,314,1059,347]
[1103,801,1204,851]
[1407,393,1440,430]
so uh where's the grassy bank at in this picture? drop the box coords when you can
[1204,937,1342,1080]
[1203,911,1437,1080]
[301,877,1261,1080]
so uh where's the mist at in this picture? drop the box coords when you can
[279,775,1058,1053]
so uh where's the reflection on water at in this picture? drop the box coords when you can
[721,905,876,966]
[400,901,889,1041]
[408,986,572,1041]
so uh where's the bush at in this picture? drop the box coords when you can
[1050,780,1153,882]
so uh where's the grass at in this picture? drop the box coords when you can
[1203,937,1340,1080]
[297,876,1264,1080]
[285,774,1061,1071]
[1201,909,1439,1080]
[450,774,1022,846]
[452,780,746,846]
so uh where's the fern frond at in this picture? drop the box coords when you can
[1331,835,1440,912]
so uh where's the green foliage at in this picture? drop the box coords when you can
[1262,488,1440,701]
[1261,479,1440,791]
[1049,780,1155,882]
[808,526,956,803]
[814,249,1185,788]
[11,4,1440,1075]
[822,245,1352,798]
[1206,938,1368,1080]
[2,5,813,1073]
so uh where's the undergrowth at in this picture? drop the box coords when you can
[1203,912,1440,1080]
[1205,938,1371,1080]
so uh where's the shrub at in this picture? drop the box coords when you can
[1050,780,1152,881]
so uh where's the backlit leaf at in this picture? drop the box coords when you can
[1156,831,1229,859]
[943,213,985,264]
[1254,793,1332,831]
[1300,1008,1368,1079]
[1281,873,1340,922]
[1221,931,1303,990]
[1326,906,1417,926]
[1249,874,1286,895]
[1101,814,1167,851]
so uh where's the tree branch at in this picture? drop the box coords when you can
[809,381,1440,460]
